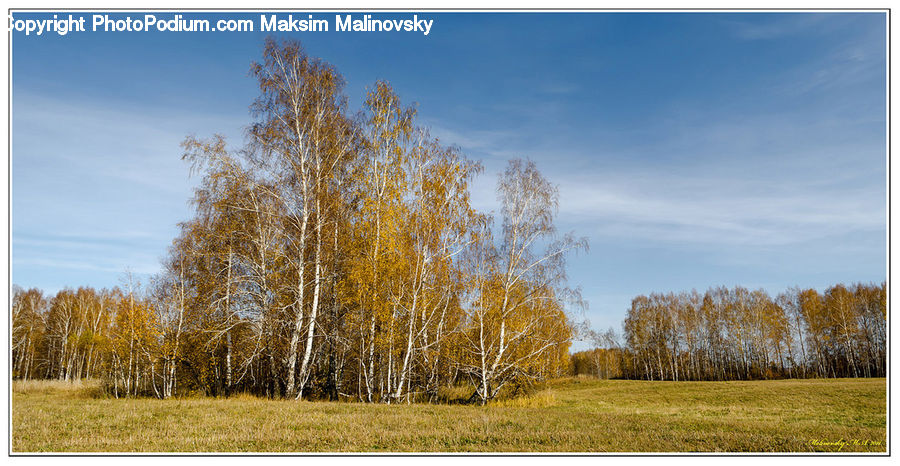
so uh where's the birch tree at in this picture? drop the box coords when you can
[248,38,353,399]
[463,158,587,404]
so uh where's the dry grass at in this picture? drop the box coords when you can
[12,379,105,399]
[492,389,558,408]
[11,377,886,453]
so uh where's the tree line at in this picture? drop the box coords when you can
[571,283,885,381]
[11,38,585,404]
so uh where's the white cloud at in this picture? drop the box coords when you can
[430,90,885,251]
[11,89,246,286]
[13,90,246,195]
[558,178,883,246]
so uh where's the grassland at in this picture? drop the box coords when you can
[12,377,886,453]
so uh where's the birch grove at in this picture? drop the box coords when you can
[11,38,579,402]
[571,283,885,381]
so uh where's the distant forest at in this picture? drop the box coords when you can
[571,283,885,381]
[12,39,887,404]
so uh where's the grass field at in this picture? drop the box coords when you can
[11,377,886,453]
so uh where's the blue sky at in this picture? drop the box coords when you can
[11,12,887,345]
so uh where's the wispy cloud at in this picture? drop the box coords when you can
[432,72,885,251]
[558,178,883,246]
[13,230,164,275]
[14,257,158,275]
[726,14,835,41]
[427,123,516,154]
[11,90,243,286]
[13,90,245,195]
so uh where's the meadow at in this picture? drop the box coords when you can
[11,377,886,453]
